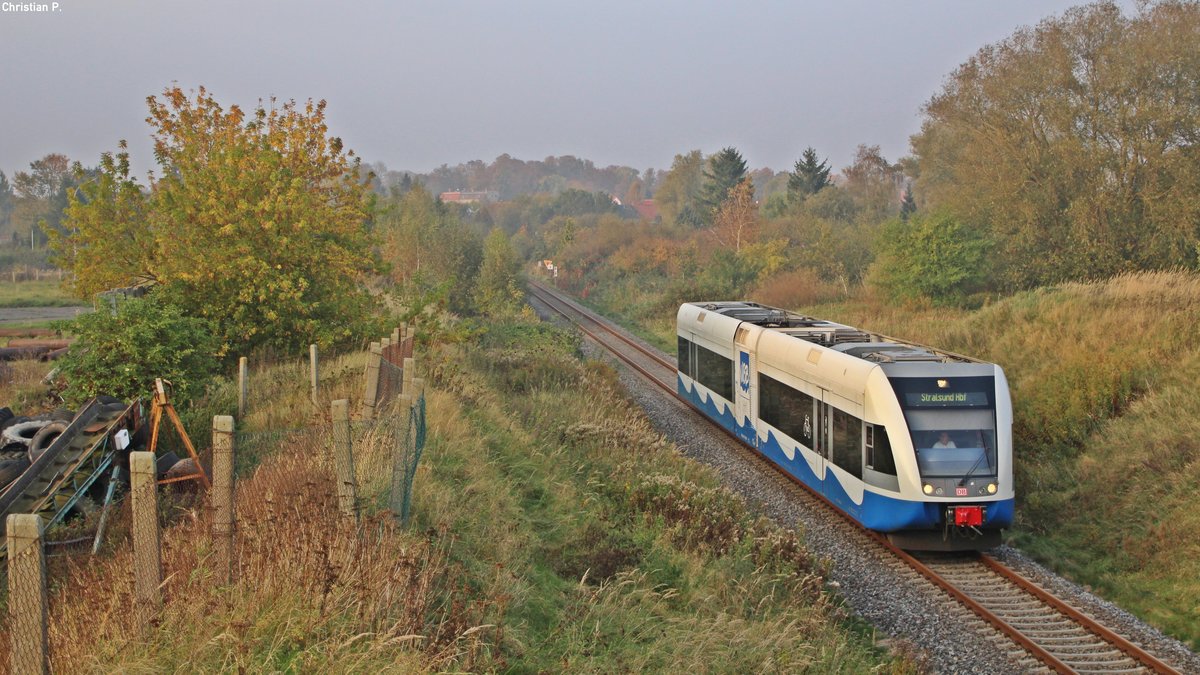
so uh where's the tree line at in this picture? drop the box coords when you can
[37,0,1200,401]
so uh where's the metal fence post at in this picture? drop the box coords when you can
[362,342,382,420]
[331,399,356,519]
[130,451,162,629]
[212,415,235,585]
[7,514,49,675]
[238,356,248,419]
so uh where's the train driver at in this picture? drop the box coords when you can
[932,431,957,449]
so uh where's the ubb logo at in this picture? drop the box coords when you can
[739,351,751,393]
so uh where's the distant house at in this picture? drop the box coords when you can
[439,190,498,204]
[633,199,659,222]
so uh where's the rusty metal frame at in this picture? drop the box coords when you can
[147,378,210,490]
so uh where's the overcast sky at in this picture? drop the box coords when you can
[0,0,1132,180]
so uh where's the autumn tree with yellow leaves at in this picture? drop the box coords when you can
[52,86,379,354]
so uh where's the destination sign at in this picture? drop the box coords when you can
[904,391,988,407]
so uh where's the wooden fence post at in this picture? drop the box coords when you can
[362,342,382,420]
[238,356,248,419]
[212,415,235,585]
[6,514,48,674]
[331,400,356,519]
[310,344,319,406]
[130,452,162,629]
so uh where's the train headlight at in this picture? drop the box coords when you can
[987,483,997,494]
[923,483,933,495]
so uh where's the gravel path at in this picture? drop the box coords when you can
[530,293,1200,674]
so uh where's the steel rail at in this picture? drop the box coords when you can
[528,281,676,372]
[527,279,1181,675]
[978,554,1180,675]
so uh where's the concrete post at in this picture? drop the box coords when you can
[403,357,415,395]
[130,451,162,629]
[309,343,319,406]
[238,356,248,419]
[362,342,382,420]
[211,415,235,585]
[331,400,356,519]
[6,514,48,675]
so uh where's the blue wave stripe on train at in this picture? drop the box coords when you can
[679,375,1014,532]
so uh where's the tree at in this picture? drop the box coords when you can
[710,178,758,252]
[900,184,917,221]
[787,147,832,202]
[55,294,220,406]
[0,172,13,230]
[869,211,990,305]
[54,86,379,353]
[13,154,70,200]
[379,185,483,314]
[476,228,522,313]
[911,2,1200,288]
[9,154,72,249]
[655,150,705,229]
[697,147,748,224]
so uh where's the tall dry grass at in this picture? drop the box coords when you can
[0,408,497,672]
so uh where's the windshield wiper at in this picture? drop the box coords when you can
[959,437,993,486]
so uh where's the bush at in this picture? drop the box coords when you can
[55,295,220,405]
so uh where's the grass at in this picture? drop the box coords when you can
[0,279,81,308]
[576,267,1200,650]
[0,315,919,671]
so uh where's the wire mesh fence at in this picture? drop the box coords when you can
[3,330,427,669]
[6,514,48,674]
[392,396,427,524]
[375,357,404,408]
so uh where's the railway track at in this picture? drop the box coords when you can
[526,279,1181,675]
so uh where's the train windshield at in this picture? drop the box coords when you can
[889,377,998,479]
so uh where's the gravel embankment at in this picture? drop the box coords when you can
[530,294,1200,674]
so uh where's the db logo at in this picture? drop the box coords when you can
[955,487,968,497]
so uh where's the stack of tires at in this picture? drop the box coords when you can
[0,406,75,491]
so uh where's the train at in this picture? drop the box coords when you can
[676,301,1013,550]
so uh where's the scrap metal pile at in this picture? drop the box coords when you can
[0,396,198,558]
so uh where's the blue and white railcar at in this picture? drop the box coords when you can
[676,301,1014,550]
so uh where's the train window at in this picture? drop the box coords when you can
[865,423,896,476]
[677,336,692,377]
[695,344,734,402]
[831,408,862,477]
[759,374,814,448]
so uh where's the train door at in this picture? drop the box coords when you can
[733,326,756,447]
[816,390,833,490]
